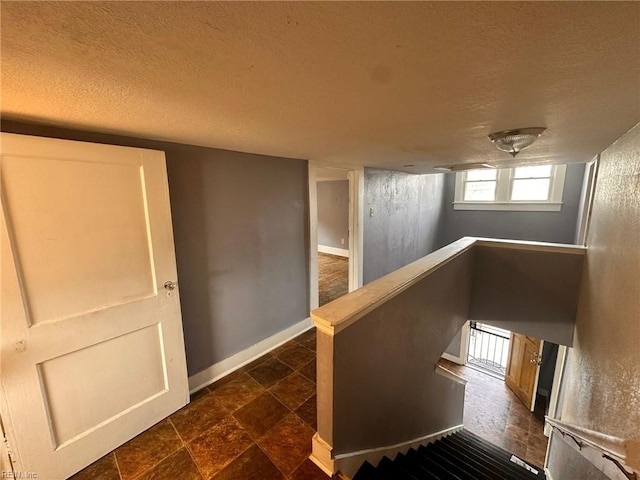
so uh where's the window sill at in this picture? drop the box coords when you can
[453,201,563,212]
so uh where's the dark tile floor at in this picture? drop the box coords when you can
[439,358,549,468]
[70,328,329,480]
[70,331,548,480]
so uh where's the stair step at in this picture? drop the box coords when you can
[457,430,544,478]
[394,452,443,480]
[433,438,508,479]
[446,434,537,479]
[407,448,463,480]
[352,430,546,480]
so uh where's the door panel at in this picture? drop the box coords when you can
[0,133,188,479]
[505,333,541,410]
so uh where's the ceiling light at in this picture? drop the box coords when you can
[488,127,546,157]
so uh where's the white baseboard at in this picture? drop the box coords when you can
[318,245,349,258]
[188,317,314,394]
[312,424,463,478]
[544,468,554,480]
[441,353,465,365]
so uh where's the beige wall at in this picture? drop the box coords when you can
[560,123,640,441]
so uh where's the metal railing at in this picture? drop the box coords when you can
[466,321,510,377]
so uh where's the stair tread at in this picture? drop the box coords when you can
[352,430,546,480]
[446,434,538,479]
[458,430,544,478]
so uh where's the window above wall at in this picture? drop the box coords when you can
[454,164,567,211]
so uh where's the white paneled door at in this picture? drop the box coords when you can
[0,134,189,479]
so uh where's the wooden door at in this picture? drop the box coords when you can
[505,333,542,410]
[0,133,189,479]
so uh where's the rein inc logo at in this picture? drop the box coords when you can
[1,472,37,478]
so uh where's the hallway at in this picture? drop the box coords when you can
[71,330,547,480]
[439,359,549,468]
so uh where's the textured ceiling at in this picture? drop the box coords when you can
[2,1,639,173]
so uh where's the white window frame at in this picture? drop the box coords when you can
[453,164,567,212]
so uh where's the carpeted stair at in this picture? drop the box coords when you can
[353,429,546,480]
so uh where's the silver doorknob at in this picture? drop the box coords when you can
[164,281,177,291]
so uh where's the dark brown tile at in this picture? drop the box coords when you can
[504,423,530,444]
[258,413,315,476]
[69,453,120,480]
[294,395,317,429]
[188,416,253,479]
[211,371,265,412]
[190,386,210,403]
[247,357,294,388]
[299,359,316,383]
[241,353,273,372]
[233,392,290,439]
[270,340,297,357]
[136,448,202,480]
[500,435,528,459]
[115,419,182,480]
[275,343,315,371]
[290,459,332,480]
[294,329,316,351]
[270,373,315,410]
[170,393,228,442]
[212,444,285,480]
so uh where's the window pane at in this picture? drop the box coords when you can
[466,169,497,181]
[511,178,551,200]
[514,165,552,179]
[464,181,496,201]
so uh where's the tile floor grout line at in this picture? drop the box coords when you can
[112,452,124,480]
[183,445,206,480]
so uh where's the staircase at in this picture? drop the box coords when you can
[353,430,546,480]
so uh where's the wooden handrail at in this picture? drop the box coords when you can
[311,237,586,336]
[546,417,640,475]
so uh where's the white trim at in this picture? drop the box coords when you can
[318,245,349,258]
[308,163,320,311]
[312,425,463,478]
[545,345,568,437]
[187,317,313,394]
[347,168,364,292]
[435,364,467,385]
[454,164,567,212]
[453,201,563,212]
[441,321,470,365]
[544,467,555,480]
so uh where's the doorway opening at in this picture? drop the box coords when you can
[466,321,510,379]
[316,169,350,306]
[308,163,364,311]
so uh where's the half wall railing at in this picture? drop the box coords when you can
[309,237,586,477]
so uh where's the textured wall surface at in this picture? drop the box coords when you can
[1,121,310,376]
[317,180,349,250]
[547,431,608,480]
[436,163,586,247]
[363,169,444,284]
[470,246,584,346]
[331,251,472,453]
[549,124,640,475]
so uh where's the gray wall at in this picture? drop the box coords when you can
[551,123,640,474]
[436,163,586,247]
[547,432,608,480]
[2,121,310,376]
[470,246,584,346]
[363,169,445,284]
[317,180,349,250]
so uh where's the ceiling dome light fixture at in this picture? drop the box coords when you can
[488,127,546,157]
